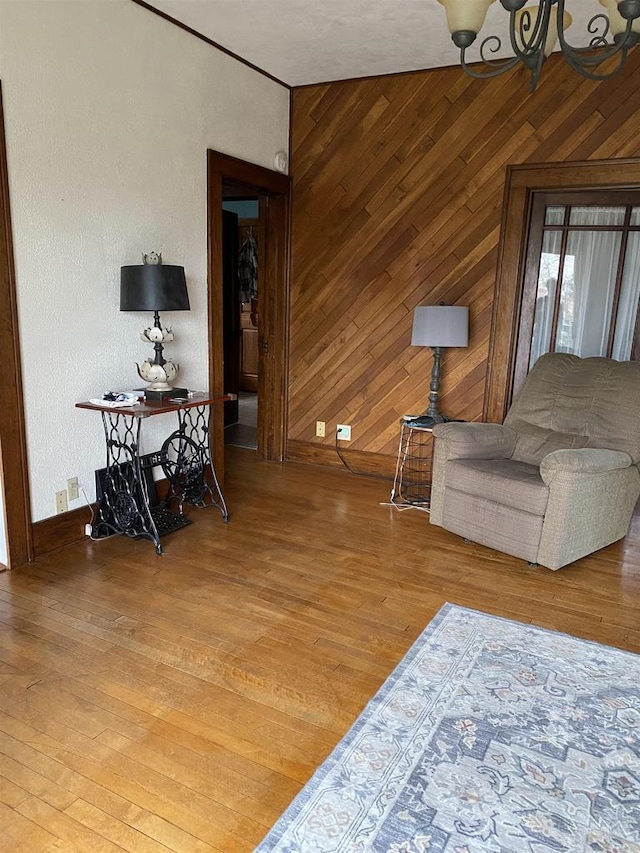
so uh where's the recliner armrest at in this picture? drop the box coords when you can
[540,448,633,485]
[431,422,516,460]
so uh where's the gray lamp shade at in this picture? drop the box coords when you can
[120,265,190,312]
[411,305,469,348]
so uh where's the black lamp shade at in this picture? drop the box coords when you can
[120,265,190,312]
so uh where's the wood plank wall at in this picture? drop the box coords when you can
[287,50,640,472]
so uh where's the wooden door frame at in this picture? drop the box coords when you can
[207,150,291,479]
[0,81,33,568]
[485,157,640,424]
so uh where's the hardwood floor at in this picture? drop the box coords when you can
[1,446,639,852]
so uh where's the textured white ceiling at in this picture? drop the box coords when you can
[147,1,615,87]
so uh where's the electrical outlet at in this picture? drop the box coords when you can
[316,420,326,437]
[55,490,68,514]
[67,476,79,501]
[337,424,352,441]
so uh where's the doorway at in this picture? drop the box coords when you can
[485,159,640,424]
[222,197,260,451]
[206,150,290,481]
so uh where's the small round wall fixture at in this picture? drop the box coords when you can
[274,150,288,173]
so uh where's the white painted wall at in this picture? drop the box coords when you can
[0,0,289,522]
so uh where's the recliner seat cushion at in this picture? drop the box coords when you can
[445,458,549,516]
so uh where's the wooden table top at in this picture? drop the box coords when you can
[76,391,235,418]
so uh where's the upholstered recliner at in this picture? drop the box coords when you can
[429,353,640,570]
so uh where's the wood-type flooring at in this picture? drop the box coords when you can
[1,447,639,851]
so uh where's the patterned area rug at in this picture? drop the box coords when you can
[255,603,640,852]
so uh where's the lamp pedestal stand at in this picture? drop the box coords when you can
[424,346,446,424]
[405,346,447,428]
[147,310,171,390]
[136,309,182,394]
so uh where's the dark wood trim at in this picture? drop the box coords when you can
[211,150,290,195]
[540,189,640,208]
[485,158,640,424]
[606,205,632,358]
[484,173,530,423]
[507,159,640,191]
[207,149,291,465]
[207,161,225,482]
[290,55,538,90]
[548,220,569,355]
[129,0,290,90]
[32,504,92,558]
[292,67,455,90]
[259,193,289,461]
[0,82,33,568]
[511,192,547,393]
[287,439,397,479]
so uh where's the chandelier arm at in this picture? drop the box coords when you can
[585,13,612,48]
[507,2,548,59]
[557,11,635,68]
[528,39,547,91]
[479,35,510,65]
[563,46,626,67]
[561,45,629,80]
[460,46,522,79]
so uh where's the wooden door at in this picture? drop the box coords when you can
[0,81,32,567]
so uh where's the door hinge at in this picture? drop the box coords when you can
[260,339,270,354]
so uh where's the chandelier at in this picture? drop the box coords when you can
[437,0,640,91]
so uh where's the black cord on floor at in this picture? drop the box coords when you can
[334,430,393,482]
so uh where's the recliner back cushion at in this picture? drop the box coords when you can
[504,353,640,465]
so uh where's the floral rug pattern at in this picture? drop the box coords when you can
[254,604,640,853]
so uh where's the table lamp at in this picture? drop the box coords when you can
[120,262,190,397]
[409,305,469,427]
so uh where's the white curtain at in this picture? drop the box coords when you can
[613,232,640,360]
[530,231,560,367]
[530,206,640,364]
[564,224,621,357]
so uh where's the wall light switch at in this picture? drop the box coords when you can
[67,477,79,501]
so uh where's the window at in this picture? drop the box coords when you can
[513,190,640,393]
[486,161,640,425]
